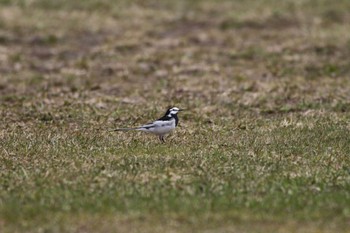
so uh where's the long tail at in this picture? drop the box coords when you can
[109,127,140,132]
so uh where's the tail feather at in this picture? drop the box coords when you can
[109,127,139,132]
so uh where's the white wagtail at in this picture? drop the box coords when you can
[111,107,184,142]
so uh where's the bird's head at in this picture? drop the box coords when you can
[166,107,184,117]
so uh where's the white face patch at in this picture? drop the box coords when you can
[169,107,180,115]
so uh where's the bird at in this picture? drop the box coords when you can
[111,107,184,142]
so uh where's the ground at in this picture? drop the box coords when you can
[0,0,350,232]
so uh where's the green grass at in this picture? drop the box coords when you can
[1,0,350,232]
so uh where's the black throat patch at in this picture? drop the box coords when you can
[157,112,179,126]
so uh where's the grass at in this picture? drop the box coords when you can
[1,0,350,232]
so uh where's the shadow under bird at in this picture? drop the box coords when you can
[111,107,184,142]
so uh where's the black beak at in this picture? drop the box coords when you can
[179,109,185,111]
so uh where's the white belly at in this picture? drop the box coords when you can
[137,119,176,136]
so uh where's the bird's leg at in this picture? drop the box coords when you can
[159,135,165,143]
